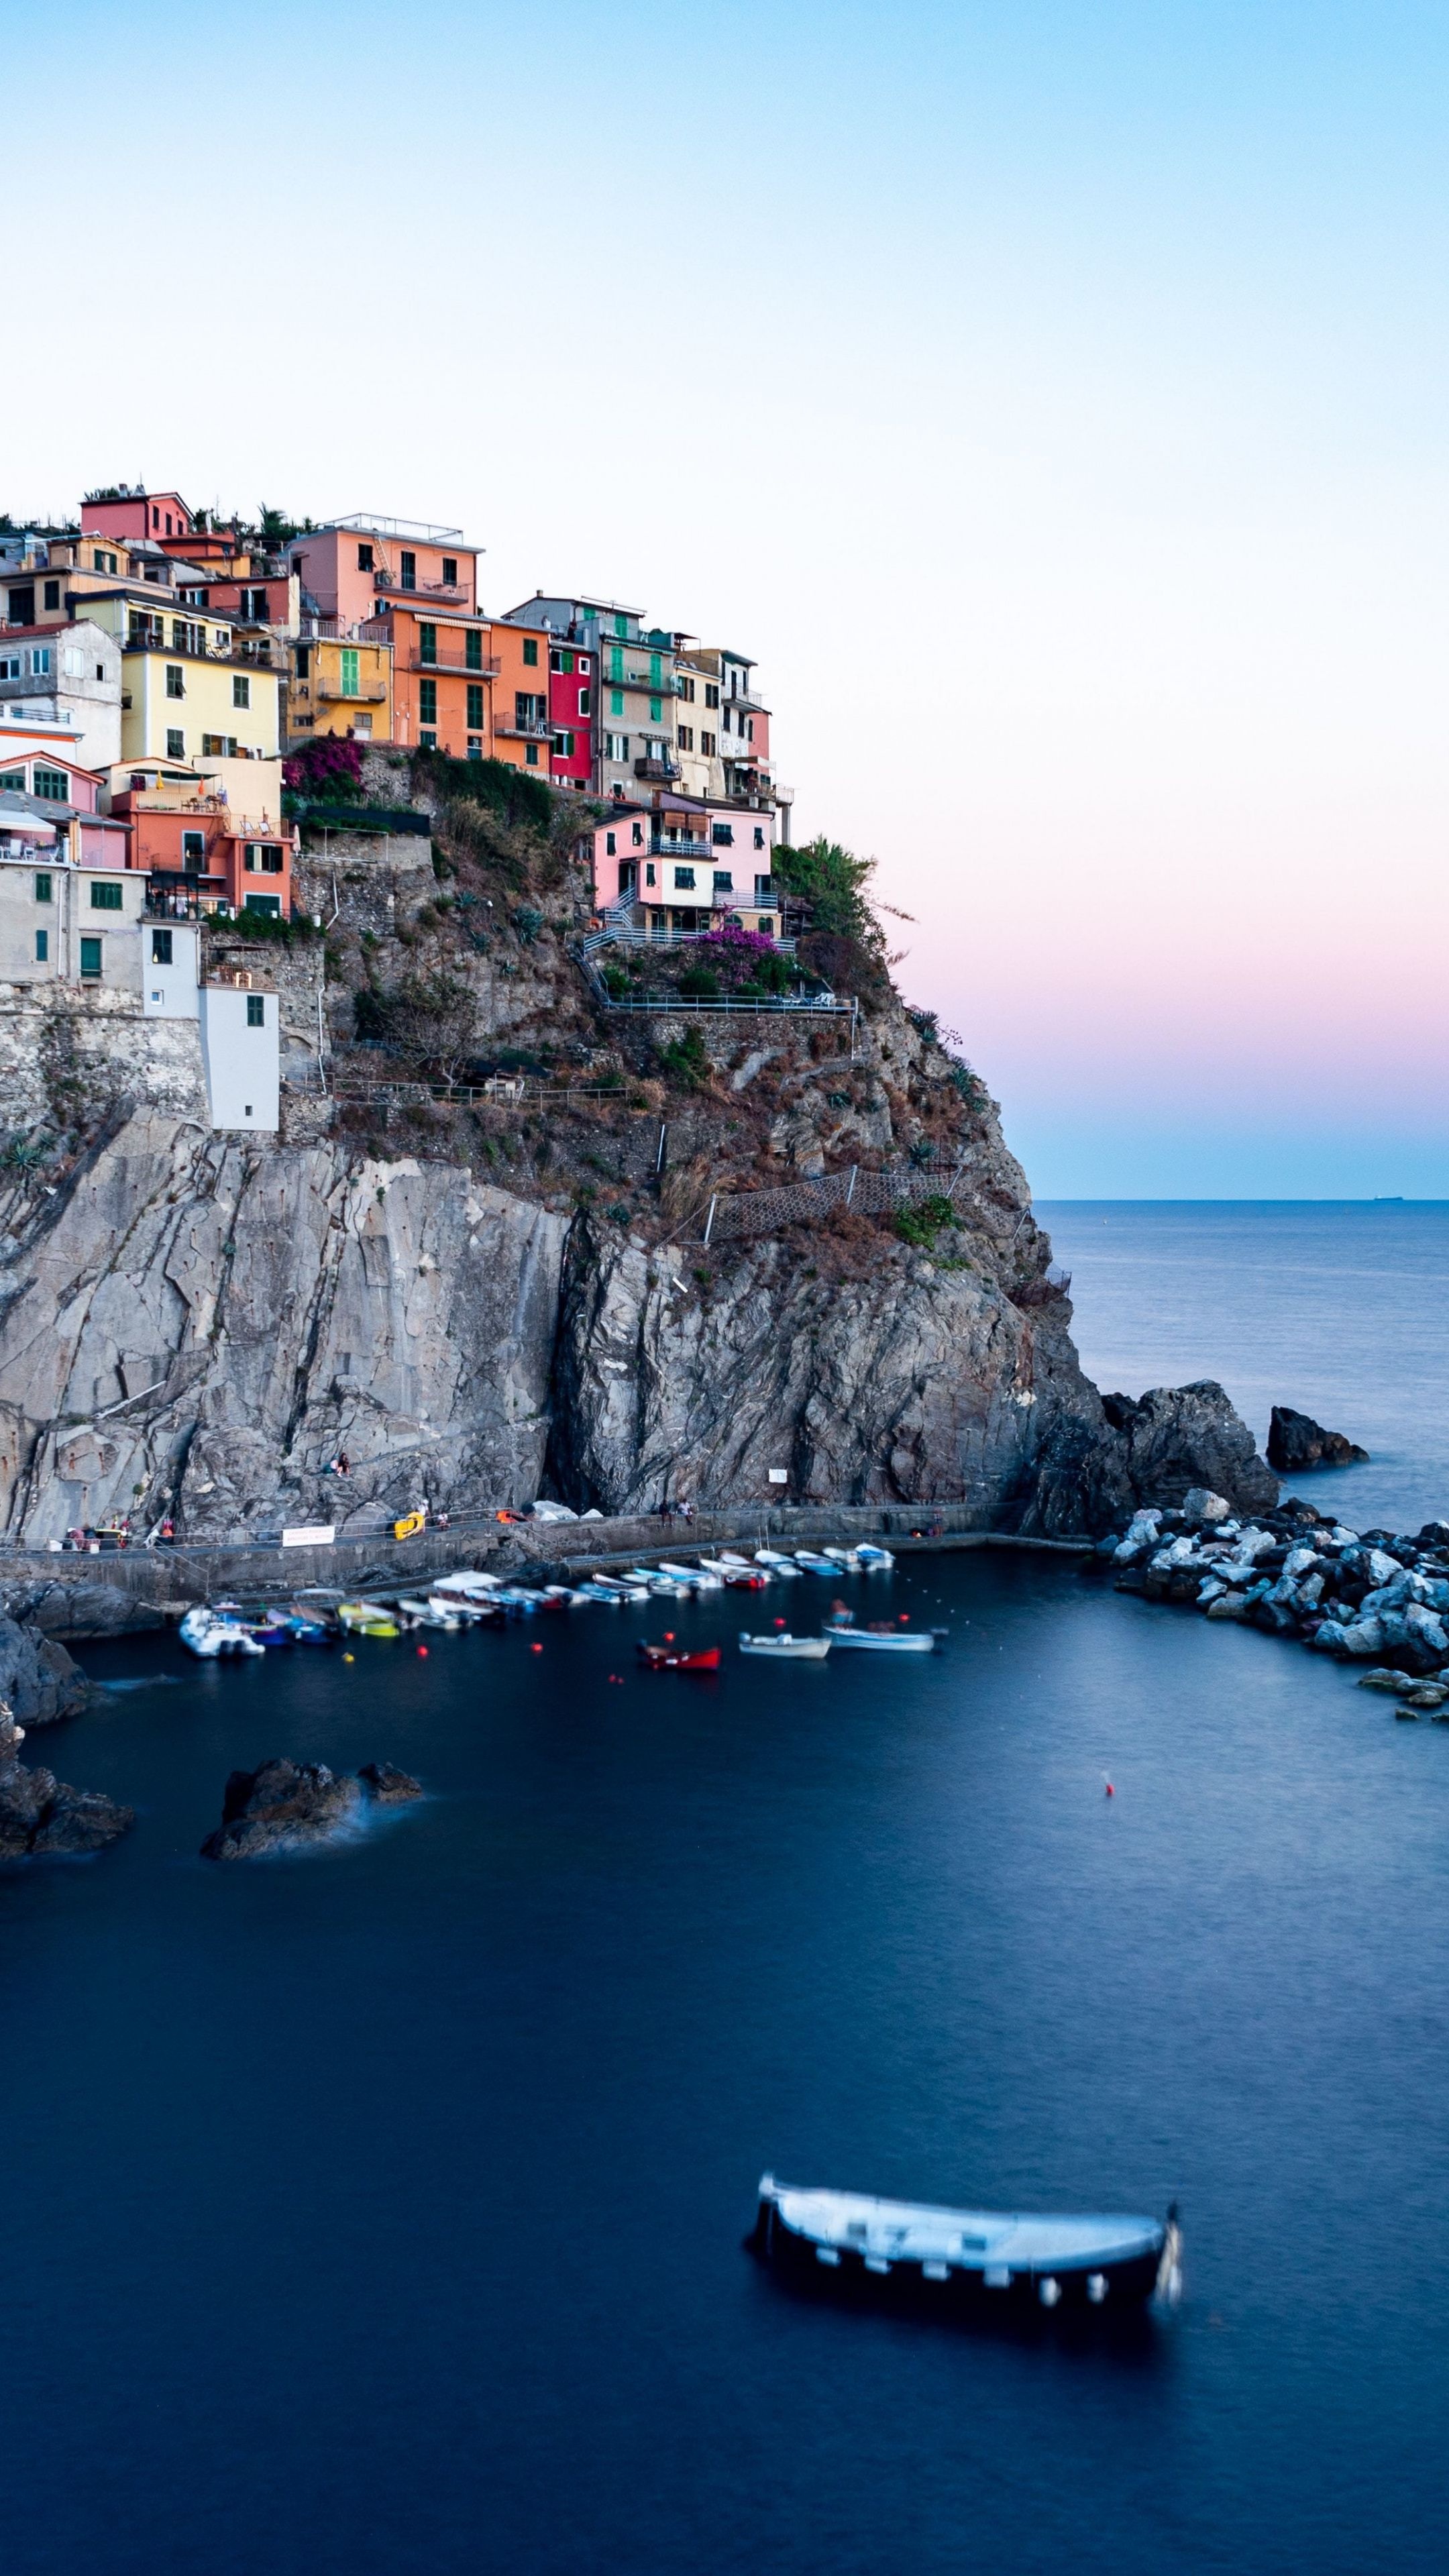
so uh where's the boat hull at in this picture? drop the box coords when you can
[748,2182,1169,2315]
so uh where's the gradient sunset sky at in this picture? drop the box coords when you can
[11,1,1447,1195]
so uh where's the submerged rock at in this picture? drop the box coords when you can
[0,1703,133,1860]
[201,1759,363,1861]
[358,1761,423,1803]
[1267,1406,1369,1473]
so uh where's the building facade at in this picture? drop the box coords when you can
[287,623,393,745]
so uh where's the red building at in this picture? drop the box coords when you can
[108,765,294,917]
[547,639,594,790]
[80,487,197,547]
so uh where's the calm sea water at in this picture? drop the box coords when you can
[7,1535,1449,2572]
[1038,1201,1449,1531]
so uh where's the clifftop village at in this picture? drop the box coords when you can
[0,486,792,1133]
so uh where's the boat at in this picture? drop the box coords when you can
[179,1605,266,1659]
[636,1641,722,1672]
[696,1556,767,1589]
[625,1566,692,1597]
[856,1544,896,1569]
[427,1592,501,1625]
[432,1570,503,1599]
[396,1595,463,1631]
[336,1600,401,1639]
[738,1631,832,1660]
[753,1550,803,1578]
[719,1551,771,1580]
[792,1552,840,1576]
[822,1546,865,1570]
[270,1605,335,1644]
[748,2176,1178,2312]
[824,1611,942,1652]
[659,1559,724,1591]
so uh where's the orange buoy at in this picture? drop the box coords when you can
[1105,1780,1115,1797]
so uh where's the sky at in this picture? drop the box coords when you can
[9,0,1449,1194]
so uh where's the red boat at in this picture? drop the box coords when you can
[636,1642,722,1672]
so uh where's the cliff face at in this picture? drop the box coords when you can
[0,757,1276,1549]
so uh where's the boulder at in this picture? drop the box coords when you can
[358,1761,423,1804]
[1100,1384,1279,1517]
[201,1758,362,1861]
[1267,1406,1369,1473]
[0,1611,92,1727]
[0,1703,132,1860]
[1182,1488,1231,1522]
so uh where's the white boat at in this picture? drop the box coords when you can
[433,1570,503,1598]
[659,1559,724,1591]
[748,2176,1176,2311]
[753,1550,803,1578]
[824,1614,942,1653]
[718,1551,771,1579]
[739,1631,832,1660]
[856,1544,896,1569]
[693,1557,762,1588]
[793,1552,839,1575]
[396,1595,462,1630]
[823,1546,865,1570]
[179,1605,265,1659]
[627,1566,691,1597]
[427,1593,499,1625]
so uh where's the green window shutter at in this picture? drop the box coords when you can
[610,688,623,716]
[34,872,52,902]
[609,646,624,682]
[649,696,661,723]
[247,995,265,1026]
[419,678,437,723]
[79,936,102,977]
[340,647,359,695]
[523,638,538,666]
[419,624,437,664]
[649,653,661,686]
[467,684,484,728]
[466,631,482,669]
[90,880,124,910]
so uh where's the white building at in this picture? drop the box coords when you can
[0,620,123,771]
[197,973,279,1132]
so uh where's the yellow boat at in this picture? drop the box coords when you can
[336,1600,400,1639]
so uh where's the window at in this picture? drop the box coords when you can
[649,653,661,686]
[7,586,35,624]
[247,995,265,1027]
[467,684,484,729]
[358,543,374,572]
[680,676,695,702]
[467,737,482,759]
[755,875,774,902]
[714,870,735,894]
[523,637,539,666]
[245,897,280,918]
[712,823,735,846]
[419,678,437,724]
[609,688,623,717]
[700,730,716,755]
[604,732,629,761]
[166,664,184,699]
[613,614,628,638]
[233,674,250,708]
[678,724,694,751]
[673,866,696,890]
[93,549,116,574]
[0,655,18,680]
[649,696,662,723]
[578,688,590,716]
[340,647,360,696]
[182,831,205,868]
[722,705,732,733]
[34,873,52,903]
[33,767,68,801]
[246,844,284,873]
[553,729,575,758]
[552,648,574,674]
[28,646,51,676]
[90,881,123,910]
[43,580,60,611]
[419,623,437,665]
[645,861,655,886]
[420,731,436,751]
[152,928,173,964]
[525,742,539,765]
[466,629,483,670]
[34,929,48,963]
[296,645,311,681]
[201,733,236,757]
[747,718,755,741]
[578,655,590,676]
[609,646,624,683]
[631,822,643,845]
[400,550,417,590]
[605,831,616,857]
[753,827,765,849]
[165,513,172,535]
[704,684,719,710]
[80,936,102,979]
[95,663,105,680]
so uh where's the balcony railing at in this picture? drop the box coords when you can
[634,755,680,782]
[405,651,500,676]
[374,576,470,603]
[647,838,715,859]
[316,680,388,704]
[496,717,551,740]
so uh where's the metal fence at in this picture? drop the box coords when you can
[702,1157,972,1244]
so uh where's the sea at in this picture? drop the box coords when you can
[5,1203,1449,2574]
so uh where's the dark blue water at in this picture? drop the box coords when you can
[1040,1200,1449,1531]
[7,1549,1449,2571]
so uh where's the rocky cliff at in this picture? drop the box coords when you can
[0,753,1275,1559]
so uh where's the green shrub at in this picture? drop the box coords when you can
[657,1027,710,1089]
[894,1193,961,1248]
[678,965,720,999]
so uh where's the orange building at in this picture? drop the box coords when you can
[108,763,295,917]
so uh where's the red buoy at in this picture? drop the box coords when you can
[417,1646,428,1658]
[531,1642,543,1654]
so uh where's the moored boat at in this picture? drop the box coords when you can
[856,1544,896,1569]
[792,1552,839,1575]
[659,1559,724,1591]
[822,1546,865,1570]
[753,1550,802,1578]
[824,1611,943,1653]
[336,1600,401,1639]
[636,1641,722,1672]
[749,2176,1177,2312]
[179,1605,266,1659]
[698,1556,767,1588]
[738,1631,832,1660]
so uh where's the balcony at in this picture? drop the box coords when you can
[496,718,551,741]
[634,755,680,783]
[317,680,388,704]
[374,576,470,604]
[604,668,678,694]
[405,651,500,677]
[647,837,714,860]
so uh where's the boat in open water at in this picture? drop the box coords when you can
[749,2175,1179,2312]
[738,1631,832,1660]
[824,1609,944,1653]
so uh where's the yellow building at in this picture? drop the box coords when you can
[286,623,392,746]
[80,587,282,771]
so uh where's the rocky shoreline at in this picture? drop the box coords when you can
[1091,1487,1449,1709]
[0,1703,133,1859]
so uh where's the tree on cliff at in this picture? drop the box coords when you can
[771,838,894,1000]
[359,974,480,1090]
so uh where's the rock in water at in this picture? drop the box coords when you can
[0,1702,132,1860]
[201,1758,363,1861]
[1098,1384,1279,1517]
[1267,1405,1369,1472]
[358,1762,423,1803]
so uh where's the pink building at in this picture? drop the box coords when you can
[548,640,594,790]
[0,720,129,867]
[287,516,480,629]
[80,488,197,547]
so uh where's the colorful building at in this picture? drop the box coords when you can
[488,615,551,773]
[80,487,199,547]
[587,791,777,937]
[0,722,130,868]
[547,637,594,789]
[0,620,122,770]
[288,624,393,746]
[503,596,679,800]
[108,761,295,918]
